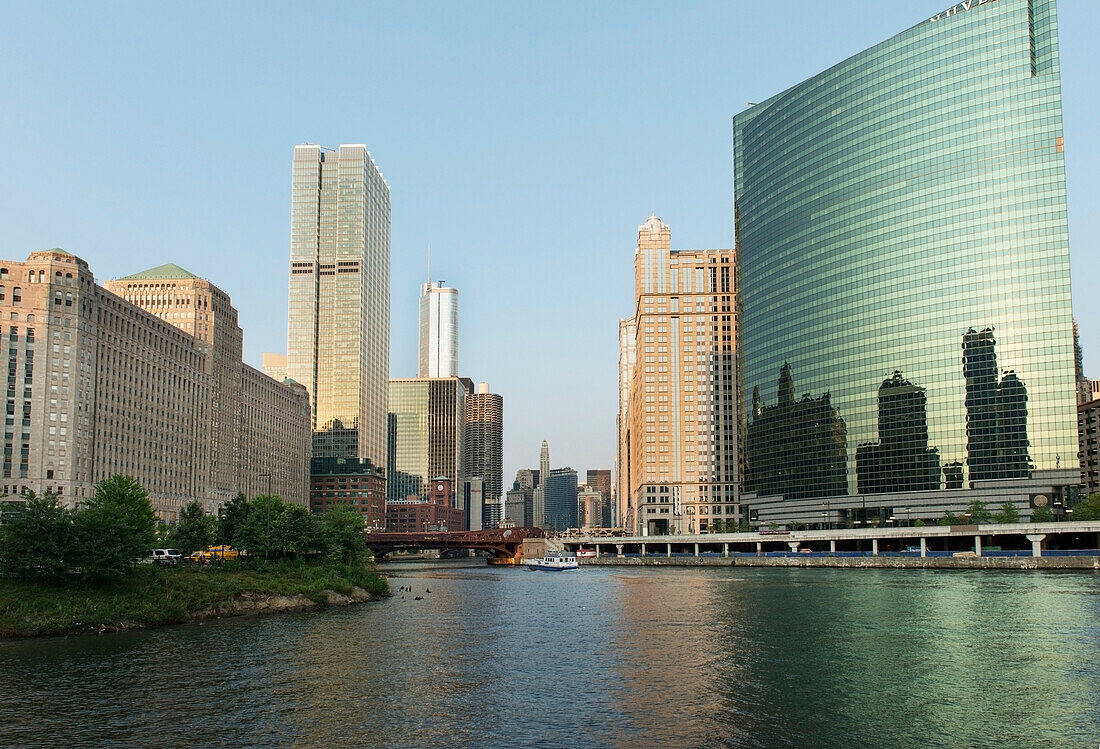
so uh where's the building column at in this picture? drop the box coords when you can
[830,540,836,552]
[871,538,879,556]
[1026,533,1046,558]
[694,543,700,557]
[756,541,762,557]
[666,543,672,558]
[641,543,646,556]
[920,537,927,558]
[788,541,800,553]
[723,543,729,558]
[974,535,982,557]
[594,544,600,559]
[616,543,624,558]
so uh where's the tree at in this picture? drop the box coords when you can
[0,492,74,578]
[992,502,1019,524]
[320,505,366,567]
[73,475,158,580]
[238,495,320,559]
[1030,505,1054,523]
[938,511,960,526]
[218,492,251,547]
[171,501,217,555]
[1070,493,1100,521]
[966,500,992,525]
[914,519,925,528]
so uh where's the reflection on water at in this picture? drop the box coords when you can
[1,563,1097,748]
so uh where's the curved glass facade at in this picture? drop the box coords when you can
[733,0,1076,499]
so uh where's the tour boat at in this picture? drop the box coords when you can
[526,550,579,571]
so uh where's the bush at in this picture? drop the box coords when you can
[938,511,960,526]
[1030,505,1054,523]
[0,492,74,578]
[993,502,1019,524]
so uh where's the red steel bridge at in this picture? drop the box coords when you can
[364,526,546,563]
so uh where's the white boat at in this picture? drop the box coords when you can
[526,550,579,571]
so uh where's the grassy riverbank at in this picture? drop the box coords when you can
[0,561,389,638]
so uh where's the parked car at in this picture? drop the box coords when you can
[145,549,183,566]
[188,545,241,564]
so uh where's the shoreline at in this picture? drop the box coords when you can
[582,556,1100,570]
[0,564,390,639]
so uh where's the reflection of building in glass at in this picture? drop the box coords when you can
[856,372,940,494]
[963,328,1031,483]
[734,0,1077,514]
[745,363,847,500]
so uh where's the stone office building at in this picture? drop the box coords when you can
[0,250,310,518]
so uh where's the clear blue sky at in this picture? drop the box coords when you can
[2,1,1096,486]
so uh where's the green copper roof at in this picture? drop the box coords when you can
[118,263,200,281]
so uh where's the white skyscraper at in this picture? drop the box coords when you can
[287,143,390,464]
[418,281,459,378]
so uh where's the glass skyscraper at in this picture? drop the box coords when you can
[418,281,459,378]
[287,144,390,465]
[733,0,1077,519]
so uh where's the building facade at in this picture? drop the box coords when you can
[619,216,737,536]
[309,456,387,528]
[464,382,503,522]
[387,377,469,516]
[0,250,310,518]
[418,281,459,378]
[1079,398,1100,494]
[586,468,612,527]
[544,467,578,533]
[505,468,538,527]
[385,476,464,532]
[734,0,1078,525]
[287,143,390,466]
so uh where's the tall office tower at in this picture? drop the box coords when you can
[418,281,459,378]
[387,378,469,519]
[287,143,390,465]
[532,440,550,528]
[617,317,636,531]
[464,382,503,526]
[505,468,538,526]
[619,215,737,536]
[586,469,612,527]
[544,468,579,532]
[734,0,1078,526]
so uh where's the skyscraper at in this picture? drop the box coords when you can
[532,440,549,528]
[618,216,737,536]
[287,144,390,466]
[387,377,469,510]
[418,281,459,378]
[734,0,1078,523]
[464,382,503,526]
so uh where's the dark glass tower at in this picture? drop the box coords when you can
[734,0,1076,500]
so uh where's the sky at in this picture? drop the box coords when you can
[1,1,1097,487]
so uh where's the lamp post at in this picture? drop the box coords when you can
[258,472,271,560]
[905,507,911,526]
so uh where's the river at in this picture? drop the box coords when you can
[1,563,1098,748]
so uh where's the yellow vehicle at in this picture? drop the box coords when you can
[187,545,241,564]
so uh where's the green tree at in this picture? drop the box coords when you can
[320,505,366,567]
[73,475,157,580]
[0,492,74,578]
[992,502,1019,524]
[1030,505,1054,523]
[1069,493,1100,521]
[273,503,320,556]
[914,519,926,528]
[218,492,251,546]
[938,511,960,526]
[966,500,992,524]
[171,500,217,555]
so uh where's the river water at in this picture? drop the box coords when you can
[1,563,1097,748]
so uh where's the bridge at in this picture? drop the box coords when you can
[365,526,546,563]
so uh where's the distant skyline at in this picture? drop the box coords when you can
[1,1,1096,486]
